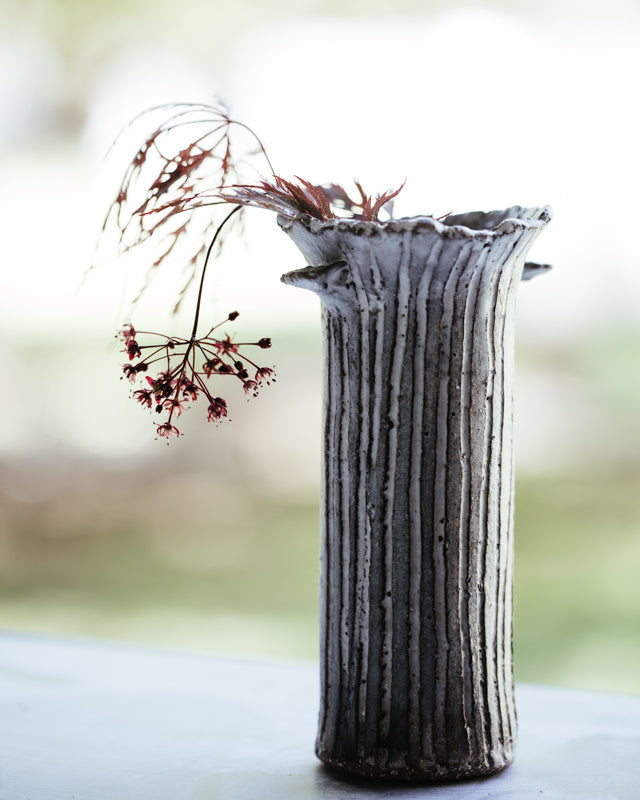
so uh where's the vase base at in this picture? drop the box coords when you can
[316,746,513,783]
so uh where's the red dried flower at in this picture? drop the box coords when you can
[215,335,239,355]
[243,380,258,396]
[255,367,275,385]
[180,379,198,400]
[125,339,142,360]
[164,397,187,416]
[207,398,228,422]
[203,358,220,377]
[122,364,138,381]
[146,375,172,400]
[120,313,271,438]
[133,389,154,408]
[157,422,180,438]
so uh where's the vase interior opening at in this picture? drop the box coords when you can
[441,206,536,231]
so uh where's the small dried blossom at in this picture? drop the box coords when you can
[255,366,275,385]
[123,362,148,381]
[119,311,272,439]
[164,397,187,416]
[125,339,142,360]
[157,422,180,439]
[203,358,221,377]
[181,378,198,400]
[207,398,228,422]
[133,388,154,408]
[243,380,258,397]
[215,335,239,355]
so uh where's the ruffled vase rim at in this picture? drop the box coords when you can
[277,205,552,240]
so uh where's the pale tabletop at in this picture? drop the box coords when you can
[1,632,639,799]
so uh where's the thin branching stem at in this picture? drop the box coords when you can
[190,205,242,339]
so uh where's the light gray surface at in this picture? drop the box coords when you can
[0,632,639,799]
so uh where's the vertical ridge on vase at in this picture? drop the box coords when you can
[483,242,504,762]
[319,309,340,752]
[339,310,354,754]
[349,244,372,763]
[473,249,497,741]
[418,236,443,770]
[431,239,460,766]
[460,241,491,767]
[447,240,483,768]
[496,231,538,749]
[494,235,522,754]
[431,246,449,769]
[450,241,487,768]
[363,250,386,765]
[381,232,413,762]
[493,240,514,757]
[408,236,441,767]
[461,245,486,765]
[476,235,516,769]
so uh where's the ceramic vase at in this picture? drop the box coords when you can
[281,206,552,781]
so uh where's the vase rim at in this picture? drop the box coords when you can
[278,205,552,239]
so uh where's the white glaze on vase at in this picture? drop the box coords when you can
[281,207,552,781]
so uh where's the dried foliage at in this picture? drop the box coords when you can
[221,176,405,222]
[97,101,274,311]
[98,100,405,438]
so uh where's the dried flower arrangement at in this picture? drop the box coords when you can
[99,101,404,439]
[97,101,555,781]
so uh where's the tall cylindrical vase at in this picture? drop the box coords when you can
[281,207,552,781]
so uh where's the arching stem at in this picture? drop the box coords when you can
[190,205,243,339]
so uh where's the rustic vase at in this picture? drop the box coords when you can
[280,206,552,781]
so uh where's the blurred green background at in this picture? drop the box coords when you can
[1,0,639,694]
